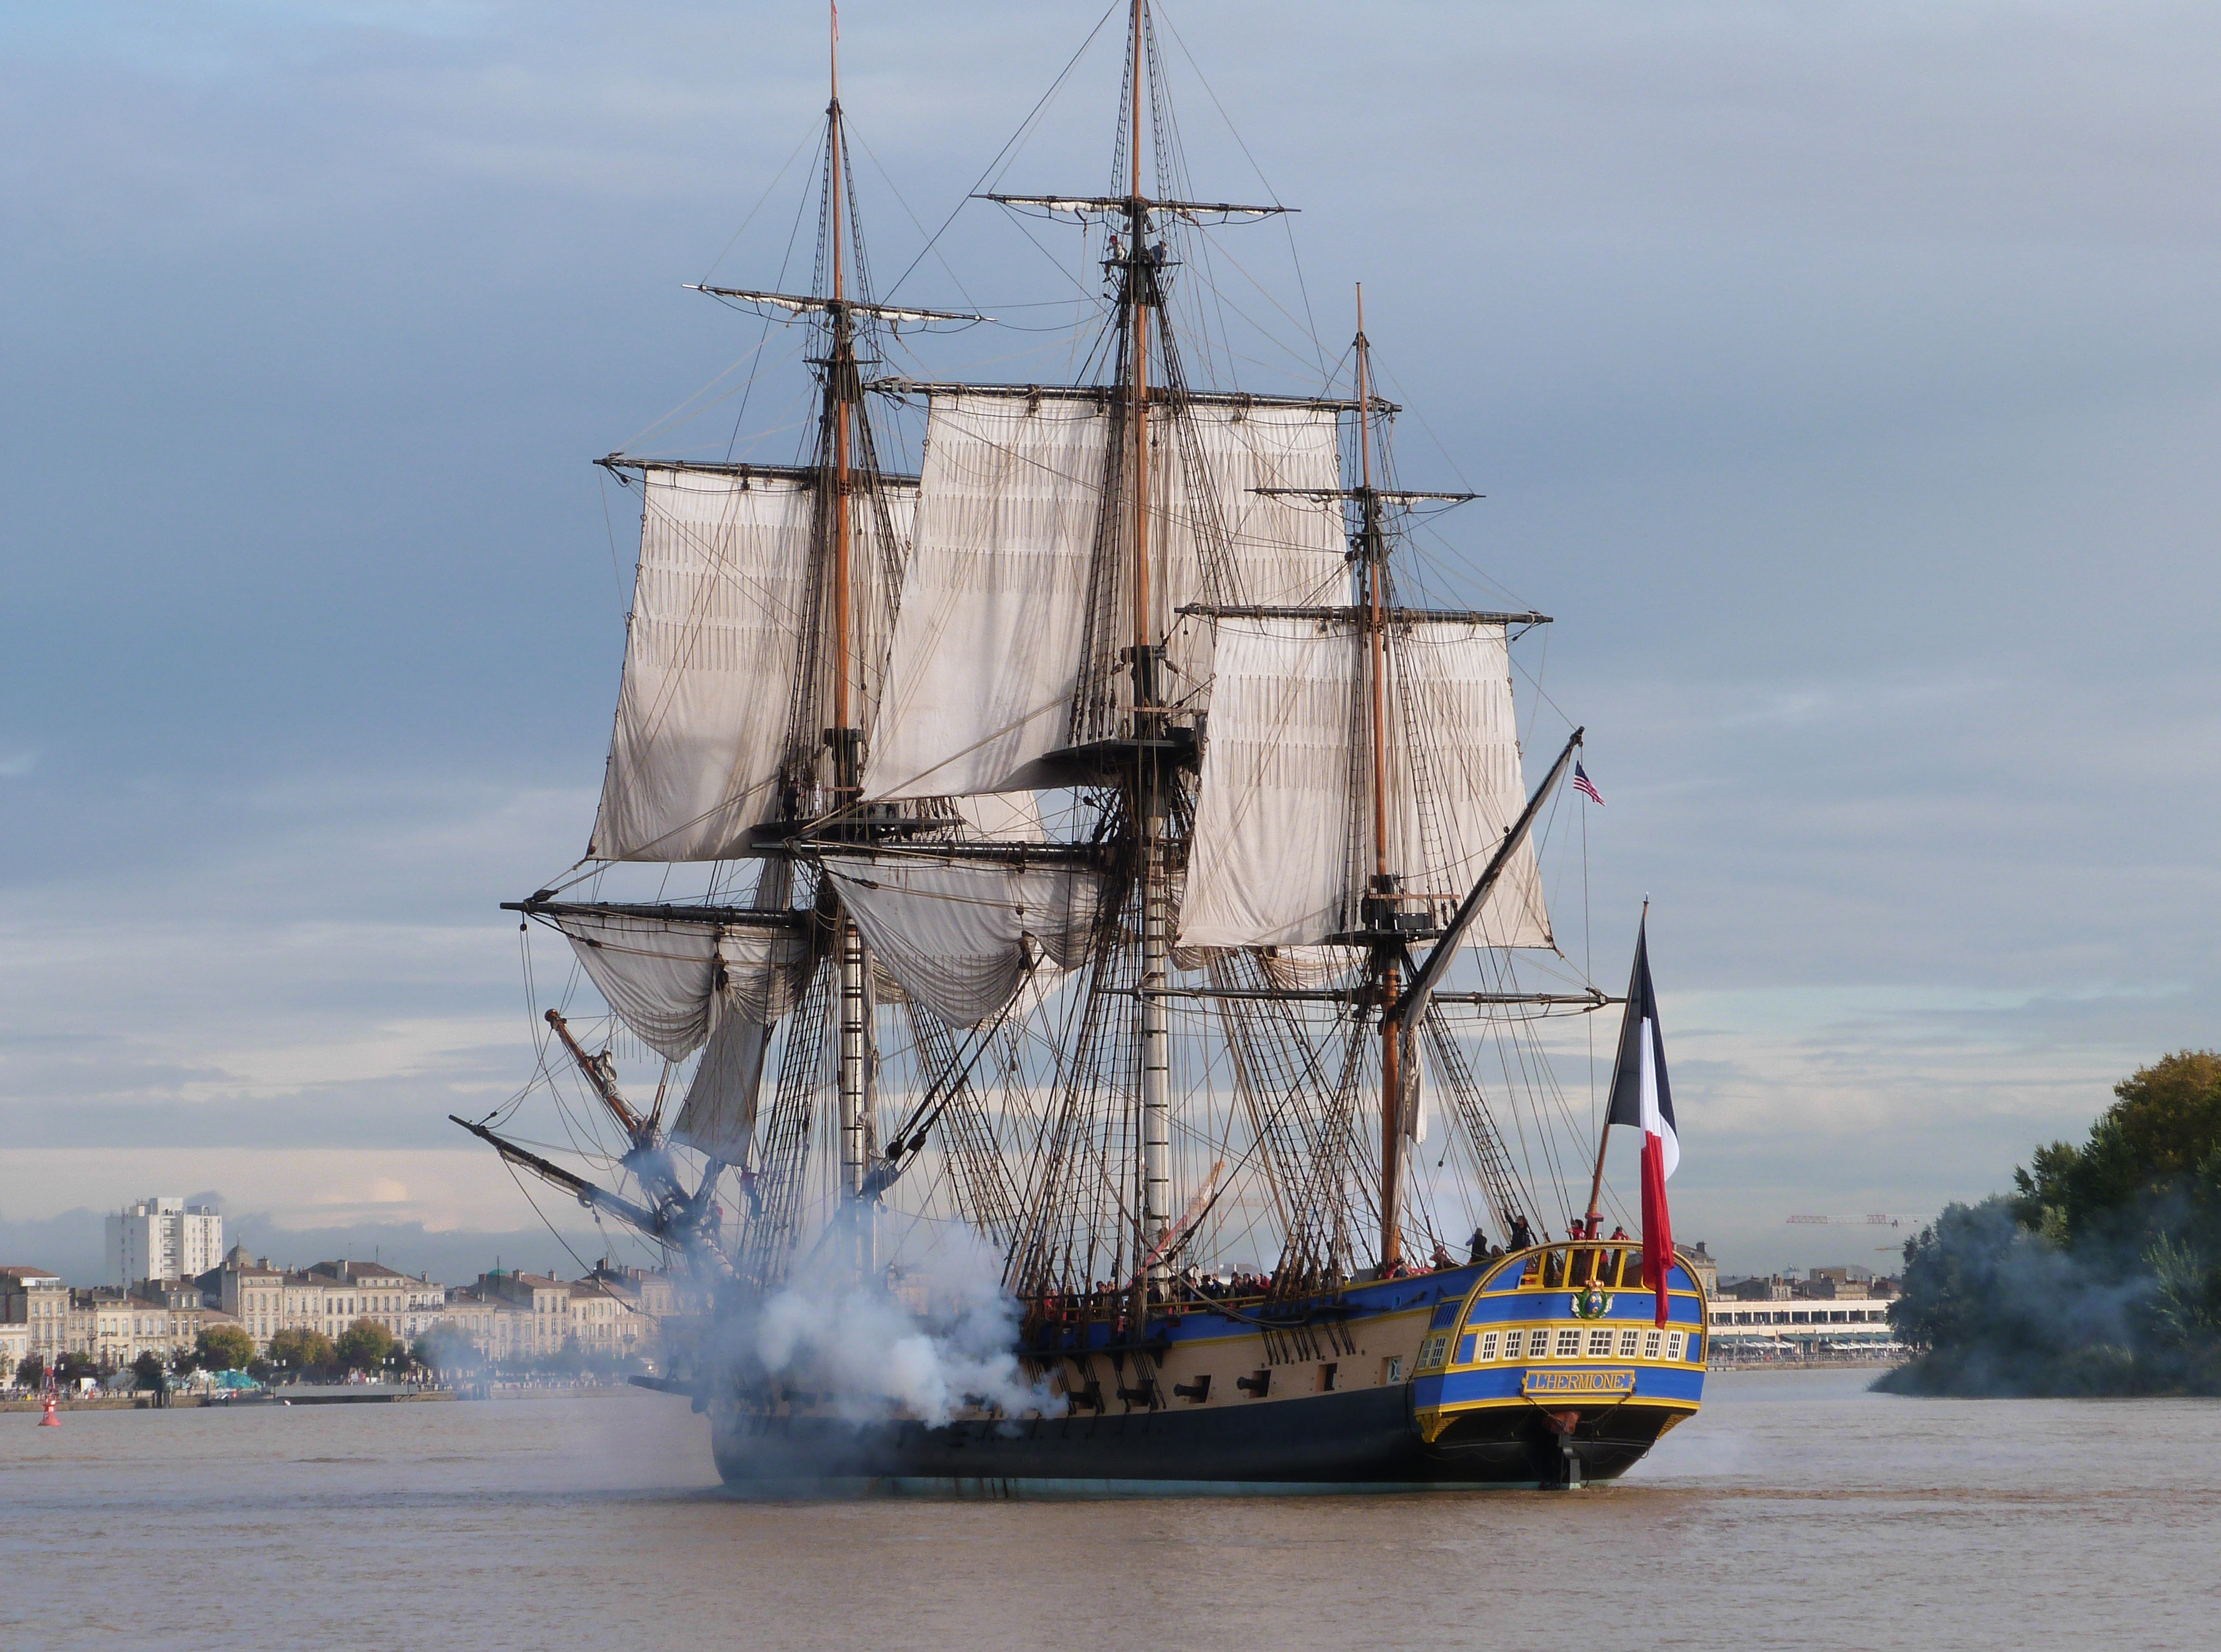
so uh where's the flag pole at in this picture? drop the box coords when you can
[1582,898,1648,1238]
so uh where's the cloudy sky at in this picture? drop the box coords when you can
[4,0,2216,1284]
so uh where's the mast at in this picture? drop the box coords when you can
[1126,0,1172,1284]
[825,4,872,1272]
[1353,289,1406,1272]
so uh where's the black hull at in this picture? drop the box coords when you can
[709,1385,1681,1496]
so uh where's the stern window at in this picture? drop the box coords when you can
[1642,1330,1662,1360]
[1618,1329,1640,1358]
[1477,1331,1500,1361]
[1553,1328,1582,1357]
[1527,1328,1550,1359]
[1586,1328,1614,1357]
[1665,1331,1686,1361]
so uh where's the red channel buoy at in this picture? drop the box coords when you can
[38,1394,61,1427]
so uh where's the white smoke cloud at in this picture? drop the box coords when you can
[724,1228,1054,1426]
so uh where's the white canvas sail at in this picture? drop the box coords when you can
[552,911,816,1062]
[590,467,916,861]
[671,1014,774,1164]
[1155,400,1347,699]
[1179,617,1550,950]
[669,860,808,1162]
[818,852,1114,1026]
[864,394,1110,800]
[864,393,1344,800]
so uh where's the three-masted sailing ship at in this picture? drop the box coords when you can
[460,1,1707,1493]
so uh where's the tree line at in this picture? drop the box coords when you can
[1880,1050,2221,1396]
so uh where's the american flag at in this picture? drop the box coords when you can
[1573,762,1604,806]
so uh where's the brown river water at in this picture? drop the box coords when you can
[6,1368,2215,1650]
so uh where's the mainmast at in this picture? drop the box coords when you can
[1123,0,1173,1282]
[825,7,873,1273]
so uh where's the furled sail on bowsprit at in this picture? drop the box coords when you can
[589,463,916,861]
[1179,616,1550,950]
[861,390,1346,801]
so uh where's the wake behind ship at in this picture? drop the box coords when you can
[459,0,1704,1494]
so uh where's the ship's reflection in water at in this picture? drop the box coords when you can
[11,1369,2217,1649]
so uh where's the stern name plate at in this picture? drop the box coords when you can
[1522,1368,1636,1396]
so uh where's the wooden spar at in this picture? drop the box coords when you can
[1356,288,1405,1273]
[828,12,854,765]
[543,1008,647,1146]
[1357,288,1388,897]
[827,5,870,1252]
[1128,0,1151,705]
[1127,0,1173,1330]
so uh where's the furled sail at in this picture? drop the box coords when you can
[552,910,816,1061]
[864,392,1344,800]
[1179,617,1551,949]
[671,1014,774,1163]
[669,859,805,1162]
[589,465,916,861]
[817,852,1115,1026]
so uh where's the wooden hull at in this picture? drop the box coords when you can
[704,1248,1706,1497]
[709,1380,1687,1495]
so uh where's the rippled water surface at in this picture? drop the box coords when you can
[8,1369,2216,1650]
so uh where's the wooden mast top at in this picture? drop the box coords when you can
[1357,286,1390,887]
[827,0,856,781]
[1127,0,1153,727]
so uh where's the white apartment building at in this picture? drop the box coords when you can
[107,1198,224,1286]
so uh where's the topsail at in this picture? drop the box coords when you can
[592,464,915,860]
[1179,617,1550,949]
[864,391,1346,800]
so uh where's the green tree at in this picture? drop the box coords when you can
[132,1350,166,1389]
[55,1351,95,1385]
[2015,1050,2221,1240]
[336,1318,396,1372]
[196,1323,255,1373]
[267,1326,336,1379]
[14,1353,44,1389]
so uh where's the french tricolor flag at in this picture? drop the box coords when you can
[1605,918,1679,1326]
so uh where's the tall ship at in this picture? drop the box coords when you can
[460,1,1706,1494]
